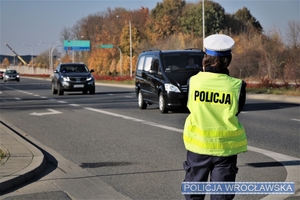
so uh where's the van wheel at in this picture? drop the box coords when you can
[138,90,147,109]
[159,92,168,113]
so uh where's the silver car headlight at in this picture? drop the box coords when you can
[62,77,70,81]
[164,83,181,93]
[86,76,93,81]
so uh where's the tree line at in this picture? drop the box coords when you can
[3,0,299,84]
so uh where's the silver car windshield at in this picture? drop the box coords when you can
[5,70,17,74]
[60,65,88,73]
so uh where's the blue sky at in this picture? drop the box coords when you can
[0,0,299,55]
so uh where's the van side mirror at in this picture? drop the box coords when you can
[54,70,58,73]
[90,69,94,73]
[149,69,157,74]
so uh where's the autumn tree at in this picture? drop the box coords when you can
[233,7,263,34]
[229,34,262,78]
[2,58,10,68]
[180,2,203,36]
[223,13,244,35]
[150,0,185,39]
[259,29,286,81]
[35,50,49,68]
[284,20,300,84]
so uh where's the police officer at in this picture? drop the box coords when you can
[183,34,247,200]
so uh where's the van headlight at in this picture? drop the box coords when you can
[164,83,181,93]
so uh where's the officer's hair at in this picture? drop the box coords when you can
[202,54,232,69]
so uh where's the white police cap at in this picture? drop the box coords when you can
[204,34,235,56]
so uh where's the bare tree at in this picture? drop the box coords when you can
[60,27,73,43]
[286,20,300,49]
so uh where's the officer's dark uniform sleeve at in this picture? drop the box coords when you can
[237,81,247,116]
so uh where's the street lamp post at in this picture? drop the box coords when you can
[114,45,123,75]
[39,41,58,69]
[129,20,132,77]
[51,45,63,72]
[23,43,38,74]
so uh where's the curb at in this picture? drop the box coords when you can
[0,119,47,194]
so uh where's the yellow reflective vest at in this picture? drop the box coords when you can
[183,72,247,156]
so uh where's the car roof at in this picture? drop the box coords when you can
[60,62,85,65]
[140,49,205,55]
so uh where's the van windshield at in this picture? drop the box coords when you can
[162,53,204,72]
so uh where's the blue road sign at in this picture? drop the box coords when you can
[64,40,90,51]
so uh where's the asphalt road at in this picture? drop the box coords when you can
[0,77,299,200]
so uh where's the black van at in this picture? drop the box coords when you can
[135,49,205,113]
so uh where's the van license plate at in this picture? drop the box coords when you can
[74,84,84,88]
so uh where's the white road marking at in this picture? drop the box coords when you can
[57,101,67,103]
[291,119,300,122]
[15,98,21,100]
[29,109,62,116]
[69,104,80,107]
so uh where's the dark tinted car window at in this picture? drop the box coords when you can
[60,65,88,73]
[6,70,17,74]
[162,53,203,71]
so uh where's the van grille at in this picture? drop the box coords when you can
[181,85,188,93]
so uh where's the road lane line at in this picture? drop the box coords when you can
[291,119,300,122]
[57,101,67,103]
[69,104,80,107]
[85,107,300,199]
[85,107,183,133]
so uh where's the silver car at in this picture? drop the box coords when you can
[3,69,20,82]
